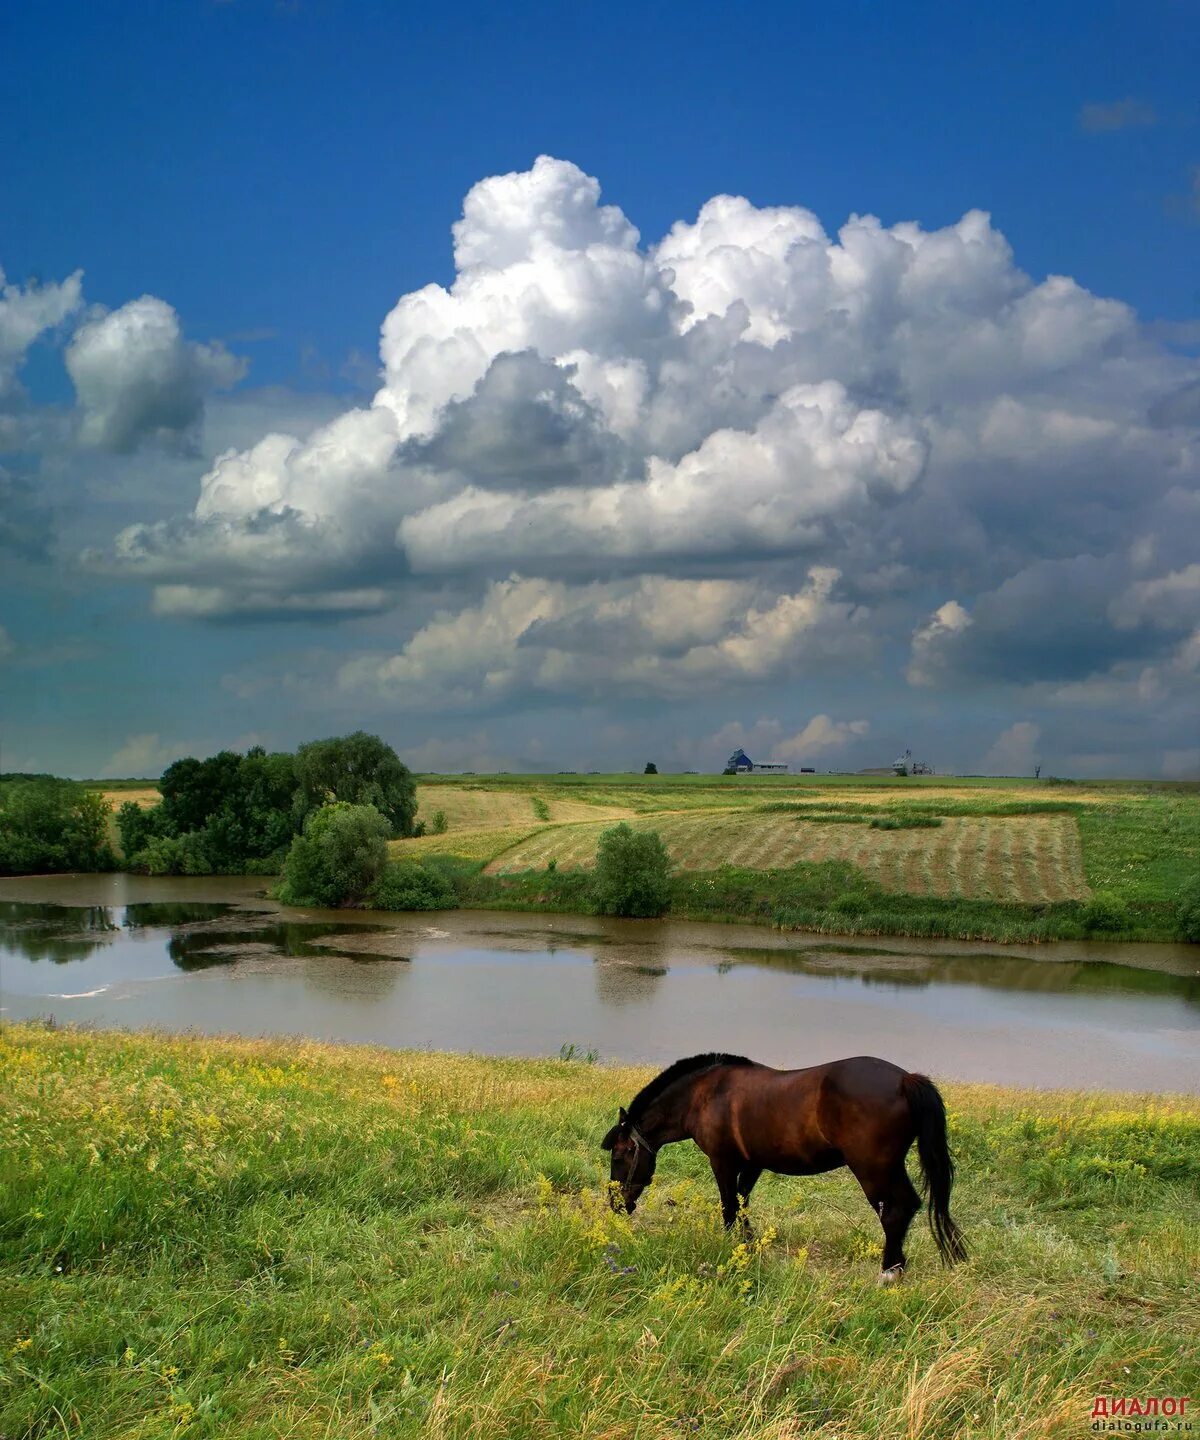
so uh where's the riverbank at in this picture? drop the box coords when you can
[3,1025,1198,1439]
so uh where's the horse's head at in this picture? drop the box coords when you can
[600,1106,657,1213]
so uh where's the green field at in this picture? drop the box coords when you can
[390,774,1199,943]
[2,1025,1197,1439]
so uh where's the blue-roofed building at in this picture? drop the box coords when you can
[726,748,788,775]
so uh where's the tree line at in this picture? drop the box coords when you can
[0,732,417,879]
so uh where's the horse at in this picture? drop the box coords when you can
[601,1052,966,1282]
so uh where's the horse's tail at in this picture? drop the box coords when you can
[902,1072,967,1265]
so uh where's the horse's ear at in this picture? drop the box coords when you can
[618,1107,628,1124]
[600,1123,620,1151]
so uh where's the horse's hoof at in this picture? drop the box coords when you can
[877,1265,905,1286]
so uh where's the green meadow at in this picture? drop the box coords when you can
[392,774,1200,944]
[2,1026,1198,1439]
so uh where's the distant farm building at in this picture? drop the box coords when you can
[726,748,789,775]
[892,748,934,776]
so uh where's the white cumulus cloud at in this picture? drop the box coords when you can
[0,264,83,402]
[67,296,246,453]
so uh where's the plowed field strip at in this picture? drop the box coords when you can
[486,812,1090,901]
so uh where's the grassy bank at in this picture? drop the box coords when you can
[445,860,1140,944]
[3,1025,1198,1439]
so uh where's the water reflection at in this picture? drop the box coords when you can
[714,945,1200,1004]
[0,900,119,963]
[300,954,406,1002]
[0,901,396,976]
[593,959,669,1006]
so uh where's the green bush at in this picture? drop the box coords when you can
[593,823,672,918]
[870,814,943,830]
[134,830,213,876]
[0,780,116,875]
[430,809,449,834]
[1081,890,1130,934]
[275,802,390,907]
[370,860,456,911]
[1177,876,1200,943]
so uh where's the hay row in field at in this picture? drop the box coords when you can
[486,811,1090,902]
[414,783,632,832]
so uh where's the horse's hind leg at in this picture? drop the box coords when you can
[853,1164,920,1281]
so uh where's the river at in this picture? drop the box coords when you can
[2,873,1197,1092]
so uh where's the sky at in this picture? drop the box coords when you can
[2,0,1198,780]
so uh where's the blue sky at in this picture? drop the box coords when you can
[2,0,1198,778]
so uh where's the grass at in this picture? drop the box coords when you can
[2,1024,1197,1440]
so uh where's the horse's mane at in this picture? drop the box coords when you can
[627,1052,755,1122]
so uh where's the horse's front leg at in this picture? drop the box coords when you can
[709,1154,742,1230]
[734,1164,762,1237]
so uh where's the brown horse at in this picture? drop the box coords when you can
[601,1052,966,1281]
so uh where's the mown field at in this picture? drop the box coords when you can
[2,1025,1197,1440]
[484,812,1089,904]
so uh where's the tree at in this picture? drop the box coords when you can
[159,752,243,836]
[294,732,417,837]
[644,762,658,774]
[276,802,390,907]
[200,748,298,868]
[593,823,672,918]
[127,747,299,873]
[117,800,167,860]
[0,779,116,875]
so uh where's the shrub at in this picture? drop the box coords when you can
[869,814,943,830]
[1177,876,1200,943]
[133,830,214,876]
[1081,890,1130,934]
[431,809,449,834]
[593,823,672,918]
[644,762,658,775]
[370,860,456,911]
[276,802,390,907]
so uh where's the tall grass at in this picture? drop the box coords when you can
[2,1025,1197,1439]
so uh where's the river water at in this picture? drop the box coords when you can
[2,873,1197,1092]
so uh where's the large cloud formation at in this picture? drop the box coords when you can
[97,156,1200,735]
